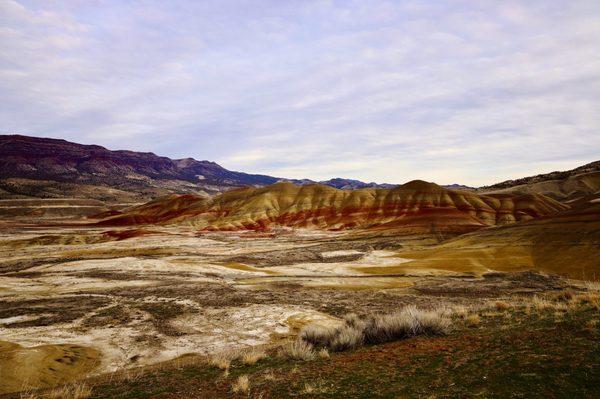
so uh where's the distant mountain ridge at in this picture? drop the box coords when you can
[2,134,596,204]
[316,178,397,190]
[442,184,476,191]
[482,161,599,190]
[0,135,395,202]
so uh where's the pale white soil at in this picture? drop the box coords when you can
[0,226,413,386]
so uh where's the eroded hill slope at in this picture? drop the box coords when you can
[378,197,600,280]
[480,161,600,202]
[99,180,568,234]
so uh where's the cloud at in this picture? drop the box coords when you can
[1,0,599,186]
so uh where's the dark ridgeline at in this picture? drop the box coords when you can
[0,134,396,201]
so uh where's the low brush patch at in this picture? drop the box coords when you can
[241,348,267,366]
[300,305,452,352]
[283,340,316,361]
[20,382,93,399]
[231,375,249,394]
[208,350,234,370]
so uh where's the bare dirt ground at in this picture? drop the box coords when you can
[0,223,578,394]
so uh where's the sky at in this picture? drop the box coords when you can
[1,0,599,186]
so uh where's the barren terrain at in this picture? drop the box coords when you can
[0,169,598,398]
[1,217,596,397]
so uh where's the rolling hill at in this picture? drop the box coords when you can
[480,161,600,202]
[380,195,600,280]
[98,180,568,235]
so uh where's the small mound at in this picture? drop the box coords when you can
[0,341,101,394]
[88,209,123,219]
[102,229,157,241]
[398,180,443,191]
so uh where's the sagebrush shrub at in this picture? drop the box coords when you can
[284,339,316,360]
[300,305,451,352]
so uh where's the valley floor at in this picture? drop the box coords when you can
[86,305,600,398]
[0,223,598,397]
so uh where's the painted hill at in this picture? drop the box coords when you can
[481,171,600,203]
[98,180,568,235]
[382,195,600,280]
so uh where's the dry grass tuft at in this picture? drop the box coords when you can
[451,305,469,319]
[527,295,570,312]
[301,382,317,394]
[318,348,330,359]
[554,290,575,302]
[466,314,481,326]
[301,305,451,352]
[514,289,599,315]
[411,307,453,335]
[343,313,366,328]
[283,340,316,361]
[119,367,145,383]
[583,281,600,292]
[494,300,510,311]
[231,375,250,394]
[209,350,234,370]
[45,383,93,399]
[529,295,555,311]
[241,348,267,366]
[19,390,38,399]
[301,381,327,394]
[481,311,504,318]
[330,324,364,351]
[300,324,338,347]
[262,369,277,381]
[364,306,451,345]
[575,292,600,309]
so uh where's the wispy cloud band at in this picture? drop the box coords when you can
[1,0,599,185]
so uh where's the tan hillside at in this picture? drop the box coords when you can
[372,198,600,280]
[0,198,113,220]
[98,180,568,233]
[481,171,600,202]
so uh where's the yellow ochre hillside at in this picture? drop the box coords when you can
[99,180,568,234]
